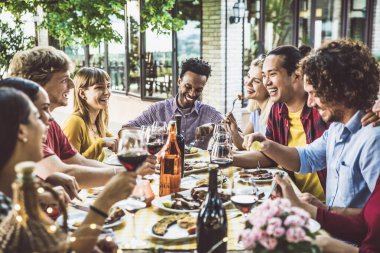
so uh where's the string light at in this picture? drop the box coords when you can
[105,236,112,242]
[16,215,22,222]
[14,204,21,211]
[89,223,97,230]
[69,237,76,242]
[49,225,57,233]
[37,187,45,193]
[46,207,53,214]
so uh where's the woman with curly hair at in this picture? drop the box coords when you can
[63,67,117,161]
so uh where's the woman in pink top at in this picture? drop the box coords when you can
[275,174,380,253]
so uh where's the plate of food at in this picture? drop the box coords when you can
[149,213,196,241]
[184,146,201,158]
[152,187,231,213]
[239,168,287,183]
[58,206,127,230]
[183,160,210,175]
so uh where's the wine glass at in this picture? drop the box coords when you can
[117,127,148,172]
[152,121,168,142]
[210,134,233,167]
[145,126,165,155]
[231,172,258,218]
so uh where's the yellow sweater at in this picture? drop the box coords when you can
[63,113,113,161]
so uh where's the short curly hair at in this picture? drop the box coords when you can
[301,39,380,110]
[180,58,212,79]
[9,46,74,86]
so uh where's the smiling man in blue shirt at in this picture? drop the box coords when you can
[246,39,380,215]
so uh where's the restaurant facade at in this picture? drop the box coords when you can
[61,0,380,116]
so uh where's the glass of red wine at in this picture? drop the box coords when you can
[231,172,258,218]
[117,127,149,248]
[152,121,168,143]
[145,126,165,155]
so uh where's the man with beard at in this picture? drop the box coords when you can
[243,39,380,215]
[123,58,223,145]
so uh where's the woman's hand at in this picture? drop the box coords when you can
[223,112,239,134]
[298,192,326,209]
[136,155,157,176]
[102,137,118,152]
[45,172,81,200]
[94,172,137,212]
[273,174,302,207]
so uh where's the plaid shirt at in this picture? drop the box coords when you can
[124,95,223,145]
[0,192,12,223]
[266,102,328,190]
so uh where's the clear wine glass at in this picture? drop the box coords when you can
[210,134,233,167]
[117,127,149,248]
[152,121,168,142]
[231,172,258,219]
[145,126,165,155]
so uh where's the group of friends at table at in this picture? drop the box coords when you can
[0,38,379,253]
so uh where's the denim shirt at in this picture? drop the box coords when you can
[296,111,380,208]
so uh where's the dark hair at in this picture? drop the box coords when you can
[0,87,31,169]
[298,45,313,57]
[301,39,380,110]
[179,58,212,79]
[0,78,40,102]
[267,45,302,75]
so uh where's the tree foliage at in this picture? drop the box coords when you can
[0,0,185,48]
[0,18,34,79]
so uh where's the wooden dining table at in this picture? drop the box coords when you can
[71,149,303,253]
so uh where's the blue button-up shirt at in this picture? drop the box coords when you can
[124,96,223,145]
[296,111,380,208]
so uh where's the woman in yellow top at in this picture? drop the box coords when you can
[63,67,117,161]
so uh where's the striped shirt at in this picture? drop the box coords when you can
[124,96,223,145]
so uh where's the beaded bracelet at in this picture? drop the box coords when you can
[89,205,108,219]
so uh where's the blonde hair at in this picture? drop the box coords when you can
[9,46,74,86]
[247,54,266,112]
[73,67,110,137]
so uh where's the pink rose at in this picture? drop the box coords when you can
[286,227,306,243]
[260,237,278,250]
[240,229,256,250]
[284,215,306,227]
[273,227,285,238]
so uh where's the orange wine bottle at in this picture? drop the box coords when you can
[159,121,182,196]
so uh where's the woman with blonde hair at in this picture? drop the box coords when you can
[63,67,117,161]
[224,54,273,150]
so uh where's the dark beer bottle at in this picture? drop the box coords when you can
[197,164,227,253]
[175,115,185,178]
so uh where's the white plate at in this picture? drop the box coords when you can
[242,168,287,183]
[307,218,321,233]
[57,208,127,230]
[148,214,197,241]
[152,188,231,213]
[183,160,210,175]
[103,154,122,166]
[184,148,201,158]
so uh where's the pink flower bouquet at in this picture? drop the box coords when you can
[240,198,320,253]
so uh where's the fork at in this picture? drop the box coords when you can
[230,97,238,113]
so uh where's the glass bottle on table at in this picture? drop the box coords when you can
[197,164,228,253]
[159,121,182,196]
[175,114,185,178]
[0,161,68,253]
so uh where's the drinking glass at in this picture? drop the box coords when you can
[117,128,148,172]
[231,172,258,218]
[210,134,233,167]
[152,121,168,142]
[145,126,165,155]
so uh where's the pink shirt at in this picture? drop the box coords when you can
[43,120,77,160]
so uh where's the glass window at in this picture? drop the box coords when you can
[143,30,172,99]
[299,0,312,46]
[347,0,367,42]
[265,0,294,52]
[177,0,202,63]
[315,0,341,48]
[372,0,380,60]
[127,1,141,96]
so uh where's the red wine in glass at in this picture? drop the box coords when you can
[231,195,257,215]
[147,142,164,155]
[118,153,148,171]
[210,158,233,167]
